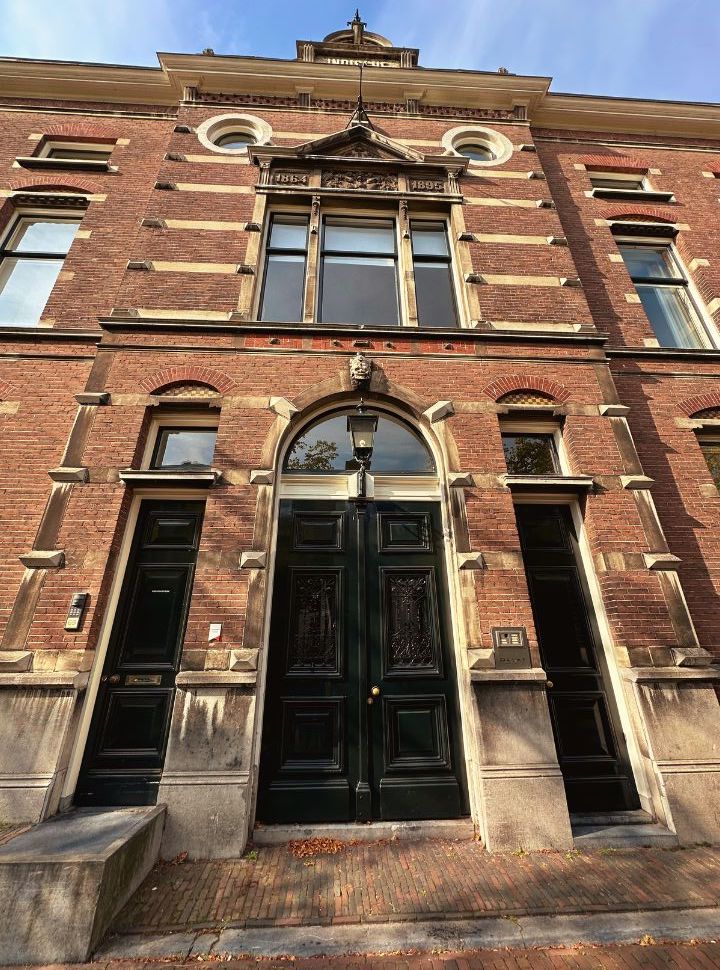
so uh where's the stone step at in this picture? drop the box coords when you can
[572,820,678,849]
[253,817,476,845]
[570,810,655,827]
[0,805,165,965]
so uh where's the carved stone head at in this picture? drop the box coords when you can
[349,352,372,388]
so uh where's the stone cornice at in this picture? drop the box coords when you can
[0,53,719,142]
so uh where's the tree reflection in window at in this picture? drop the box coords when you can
[284,411,435,474]
[502,433,559,475]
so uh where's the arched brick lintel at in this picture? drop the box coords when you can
[603,208,676,223]
[140,366,237,395]
[7,174,99,194]
[680,392,720,417]
[581,154,650,173]
[482,375,570,403]
[42,123,119,142]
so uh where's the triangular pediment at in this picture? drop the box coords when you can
[296,125,424,162]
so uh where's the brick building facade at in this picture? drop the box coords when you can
[0,16,719,857]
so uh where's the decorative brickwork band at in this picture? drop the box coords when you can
[140,366,237,395]
[482,376,570,403]
[0,380,14,400]
[679,393,720,417]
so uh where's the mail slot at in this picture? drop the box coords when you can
[125,674,162,686]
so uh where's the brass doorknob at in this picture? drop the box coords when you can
[546,680,554,689]
[370,686,380,697]
[102,674,120,685]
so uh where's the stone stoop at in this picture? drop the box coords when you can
[252,818,476,845]
[0,805,166,965]
[571,810,678,848]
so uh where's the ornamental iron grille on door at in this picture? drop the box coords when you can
[258,500,468,823]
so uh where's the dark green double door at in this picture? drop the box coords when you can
[258,500,468,823]
[76,500,205,806]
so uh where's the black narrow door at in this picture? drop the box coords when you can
[515,503,639,813]
[258,499,467,823]
[76,500,205,806]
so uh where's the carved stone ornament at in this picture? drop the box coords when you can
[349,352,372,388]
[272,169,309,186]
[321,170,398,191]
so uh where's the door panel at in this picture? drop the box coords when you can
[258,499,468,823]
[515,504,639,813]
[368,503,466,821]
[76,500,205,807]
[259,501,357,823]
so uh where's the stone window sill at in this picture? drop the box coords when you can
[502,474,595,493]
[119,468,221,487]
[14,156,117,173]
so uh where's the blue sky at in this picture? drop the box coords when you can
[1,0,719,103]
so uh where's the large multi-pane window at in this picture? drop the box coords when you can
[617,243,713,349]
[319,217,399,326]
[0,215,80,325]
[258,211,459,328]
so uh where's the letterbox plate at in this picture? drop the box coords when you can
[125,674,162,686]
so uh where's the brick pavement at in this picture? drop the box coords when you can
[114,837,720,933]
[15,943,720,969]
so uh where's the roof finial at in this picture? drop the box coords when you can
[348,9,366,46]
[347,62,375,130]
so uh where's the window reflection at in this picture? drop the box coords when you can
[284,412,434,474]
[502,433,558,475]
[152,428,218,469]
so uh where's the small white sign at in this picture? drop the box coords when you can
[208,622,223,643]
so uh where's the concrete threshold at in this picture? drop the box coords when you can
[97,906,720,961]
[252,818,475,845]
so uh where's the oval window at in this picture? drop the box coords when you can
[214,131,255,150]
[284,410,435,474]
[457,143,495,162]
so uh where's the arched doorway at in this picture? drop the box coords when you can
[257,405,469,823]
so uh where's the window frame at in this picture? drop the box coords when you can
[410,219,460,329]
[698,434,720,490]
[317,214,401,327]
[499,418,569,477]
[588,171,674,203]
[39,140,114,162]
[0,210,82,327]
[258,212,310,323]
[142,412,220,470]
[615,235,718,349]
[256,201,465,330]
